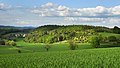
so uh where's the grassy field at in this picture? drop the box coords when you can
[99,32,120,39]
[1,47,120,68]
[0,41,93,54]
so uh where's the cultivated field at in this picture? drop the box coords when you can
[1,47,120,68]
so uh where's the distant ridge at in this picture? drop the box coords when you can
[0,25,35,29]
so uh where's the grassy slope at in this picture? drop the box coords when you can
[99,32,120,39]
[1,32,120,54]
[0,42,93,54]
[1,47,120,68]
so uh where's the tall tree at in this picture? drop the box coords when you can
[113,26,120,34]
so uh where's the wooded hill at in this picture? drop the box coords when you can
[24,25,114,43]
[0,28,32,40]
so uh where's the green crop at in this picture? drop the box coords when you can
[1,48,120,68]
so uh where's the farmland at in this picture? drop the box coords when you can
[0,25,120,68]
[0,40,120,68]
[1,47,120,68]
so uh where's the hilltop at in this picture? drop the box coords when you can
[24,25,113,43]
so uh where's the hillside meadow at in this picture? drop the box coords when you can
[0,42,93,54]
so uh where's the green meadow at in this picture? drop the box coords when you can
[0,41,93,54]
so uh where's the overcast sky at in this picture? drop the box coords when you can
[0,0,120,27]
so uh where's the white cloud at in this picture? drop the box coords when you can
[64,17,120,27]
[111,5,120,15]
[0,3,11,10]
[0,2,120,27]
[31,2,70,16]
[65,17,102,21]
[30,3,120,27]
[31,3,120,17]
[57,5,69,11]
[16,21,30,25]
[41,2,55,8]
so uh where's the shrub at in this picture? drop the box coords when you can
[68,40,78,50]
[108,36,117,42]
[44,44,51,51]
[89,36,101,48]
[10,41,16,46]
[108,36,118,45]
[102,37,108,43]
[18,50,21,53]
[0,40,5,45]
[5,40,16,46]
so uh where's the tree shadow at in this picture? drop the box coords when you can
[99,43,120,48]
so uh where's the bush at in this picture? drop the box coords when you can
[89,36,101,48]
[18,50,21,53]
[44,44,51,51]
[0,40,5,45]
[108,36,118,45]
[108,36,117,42]
[102,37,108,43]
[5,40,16,46]
[68,40,78,50]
